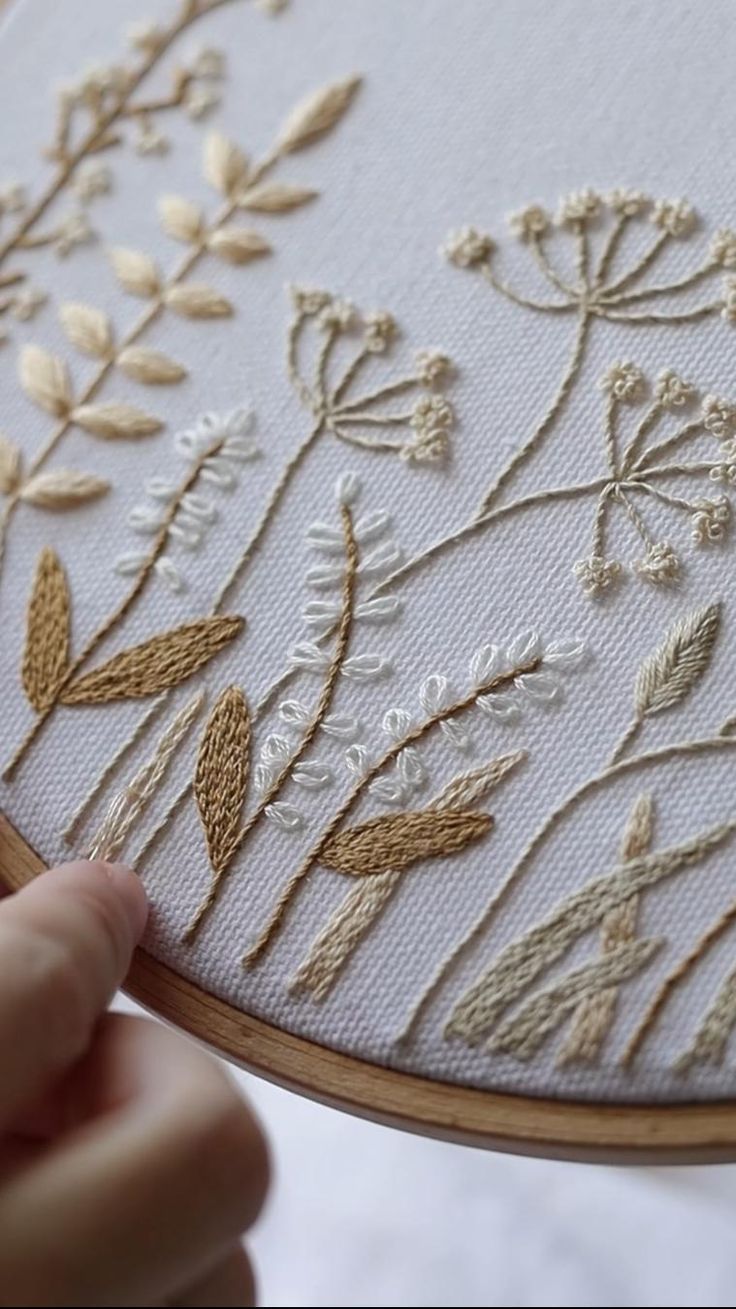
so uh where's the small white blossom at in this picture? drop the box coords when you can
[363,310,398,353]
[442,226,494,268]
[599,361,645,402]
[607,188,649,217]
[557,189,601,226]
[317,298,355,332]
[633,542,680,585]
[691,496,731,545]
[414,349,452,386]
[72,161,112,203]
[508,204,549,241]
[572,555,622,597]
[400,428,449,464]
[651,198,696,237]
[176,406,258,460]
[419,673,450,714]
[335,471,361,506]
[383,708,412,739]
[289,284,332,315]
[410,395,454,433]
[654,369,696,409]
[710,228,736,269]
[709,462,736,486]
[702,394,736,441]
[722,275,736,323]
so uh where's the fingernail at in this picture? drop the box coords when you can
[101,863,149,938]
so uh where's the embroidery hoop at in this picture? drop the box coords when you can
[3,811,736,1164]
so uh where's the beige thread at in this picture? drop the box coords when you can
[86,690,205,863]
[559,792,653,1066]
[675,953,736,1072]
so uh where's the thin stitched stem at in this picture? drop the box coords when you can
[619,402,663,475]
[316,325,339,407]
[0,0,242,271]
[617,488,655,549]
[480,263,576,314]
[599,259,717,306]
[335,374,420,415]
[622,893,736,1067]
[333,429,404,453]
[242,656,543,968]
[589,486,611,558]
[2,438,224,782]
[574,221,589,290]
[632,420,705,472]
[643,485,698,515]
[334,411,412,427]
[286,311,312,406]
[184,503,359,942]
[593,213,628,287]
[607,716,643,767]
[529,234,577,299]
[600,303,721,325]
[603,229,671,296]
[476,304,590,514]
[603,392,618,477]
[396,730,736,1046]
[331,344,371,407]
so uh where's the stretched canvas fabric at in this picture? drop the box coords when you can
[3,0,736,1104]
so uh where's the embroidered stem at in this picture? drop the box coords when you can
[183,502,358,942]
[593,213,629,287]
[574,220,589,290]
[481,264,576,314]
[242,657,542,968]
[620,401,663,475]
[600,259,717,305]
[2,438,224,782]
[600,303,721,325]
[631,420,705,472]
[529,234,577,299]
[603,392,619,477]
[331,344,371,407]
[603,230,671,296]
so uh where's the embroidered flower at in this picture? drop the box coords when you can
[364,311,398,353]
[442,226,494,268]
[10,285,47,321]
[185,85,221,120]
[410,395,454,433]
[191,46,226,79]
[599,361,645,402]
[135,122,170,156]
[72,161,112,203]
[400,427,450,464]
[607,188,649,217]
[317,298,355,332]
[651,198,696,237]
[508,204,549,241]
[702,394,736,441]
[0,181,25,213]
[691,496,730,545]
[709,228,736,269]
[557,189,601,226]
[633,542,680,585]
[55,209,94,256]
[572,555,622,597]
[654,369,697,409]
[289,285,332,316]
[414,350,452,386]
[721,275,736,322]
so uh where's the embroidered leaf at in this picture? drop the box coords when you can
[0,433,21,494]
[20,470,109,509]
[59,303,113,359]
[195,686,250,875]
[239,182,318,212]
[164,284,233,318]
[321,809,493,878]
[634,602,720,718]
[431,751,527,812]
[72,403,163,439]
[276,76,362,154]
[19,345,72,418]
[158,194,203,243]
[203,131,249,197]
[60,616,244,705]
[22,547,70,711]
[109,248,161,297]
[117,347,187,385]
[206,227,272,264]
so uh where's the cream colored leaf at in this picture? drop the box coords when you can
[20,469,110,509]
[59,303,113,359]
[431,751,527,813]
[634,602,721,718]
[0,433,21,494]
[61,616,244,705]
[206,227,272,265]
[164,283,233,318]
[72,402,163,439]
[117,346,187,385]
[195,686,251,875]
[203,131,249,197]
[22,547,70,712]
[276,76,362,154]
[238,182,318,212]
[109,247,160,298]
[19,345,72,418]
[158,194,204,243]
[321,809,493,878]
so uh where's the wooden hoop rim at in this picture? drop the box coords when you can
[4,811,736,1164]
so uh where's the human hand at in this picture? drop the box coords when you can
[0,860,269,1307]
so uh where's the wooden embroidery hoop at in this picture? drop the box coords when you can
[3,810,736,1165]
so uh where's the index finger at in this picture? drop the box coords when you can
[0,860,147,1131]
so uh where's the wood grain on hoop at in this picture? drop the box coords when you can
[3,809,736,1164]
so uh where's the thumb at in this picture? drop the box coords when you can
[0,861,147,1132]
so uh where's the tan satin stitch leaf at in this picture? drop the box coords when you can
[59,303,113,359]
[19,345,72,418]
[20,470,110,509]
[239,182,318,212]
[164,283,233,318]
[109,247,161,298]
[117,347,187,385]
[195,686,251,877]
[157,194,204,243]
[60,615,244,705]
[72,402,163,439]
[321,809,493,878]
[0,433,22,494]
[203,131,249,197]
[206,227,272,264]
[22,547,70,712]
[275,76,362,153]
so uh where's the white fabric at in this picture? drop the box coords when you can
[4,0,736,1106]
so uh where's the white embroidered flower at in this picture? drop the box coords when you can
[441,226,494,268]
[191,46,226,79]
[508,204,549,241]
[607,188,649,217]
[654,368,696,410]
[709,227,736,269]
[289,285,332,315]
[599,361,645,402]
[10,285,47,321]
[363,310,398,353]
[414,349,452,386]
[55,209,95,256]
[317,298,355,332]
[382,707,413,739]
[702,394,736,441]
[572,555,622,597]
[400,427,450,464]
[176,406,258,462]
[185,85,221,119]
[633,542,680,585]
[410,395,454,433]
[335,471,361,506]
[709,461,736,486]
[651,198,695,237]
[344,743,369,775]
[127,21,164,55]
[0,181,25,213]
[722,275,736,322]
[691,496,731,545]
[557,189,601,225]
[72,161,112,203]
[135,122,170,156]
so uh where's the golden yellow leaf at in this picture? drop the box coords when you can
[72,403,163,439]
[59,303,113,359]
[239,182,318,212]
[195,686,251,875]
[61,616,244,705]
[321,809,493,878]
[276,76,362,154]
[117,346,187,385]
[20,470,110,509]
[206,227,272,264]
[19,345,72,418]
[164,284,233,318]
[109,247,161,298]
[203,131,249,197]
[158,194,204,244]
[0,433,21,494]
[22,547,70,711]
